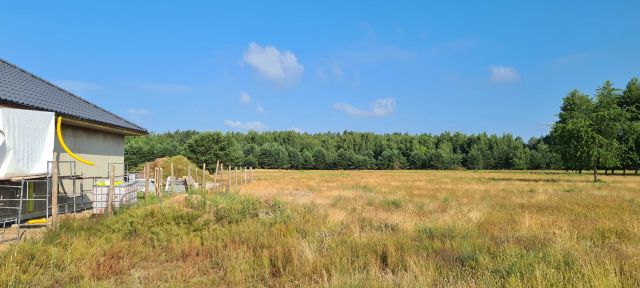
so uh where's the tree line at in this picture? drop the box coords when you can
[551,78,640,181]
[125,77,640,180]
[125,130,559,172]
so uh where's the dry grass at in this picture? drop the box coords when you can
[0,170,638,287]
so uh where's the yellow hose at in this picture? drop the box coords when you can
[26,218,48,224]
[56,116,94,166]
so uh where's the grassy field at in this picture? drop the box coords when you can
[1,170,639,287]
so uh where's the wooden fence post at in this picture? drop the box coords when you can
[250,167,254,183]
[235,167,238,188]
[154,168,159,197]
[51,161,59,228]
[244,167,247,184]
[188,165,191,188]
[160,168,164,193]
[170,162,175,193]
[202,163,206,191]
[226,166,231,192]
[107,165,115,216]
[214,160,220,185]
[144,164,150,198]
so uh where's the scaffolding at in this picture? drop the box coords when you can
[0,161,139,242]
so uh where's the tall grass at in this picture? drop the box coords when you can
[0,170,639,287]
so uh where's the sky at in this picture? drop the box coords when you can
[1,1,639,138]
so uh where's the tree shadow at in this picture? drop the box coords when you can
[485,177,587,183]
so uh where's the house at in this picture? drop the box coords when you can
[0,58,147,221]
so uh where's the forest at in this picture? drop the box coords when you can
[125,78,640,179]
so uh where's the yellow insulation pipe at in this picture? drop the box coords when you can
[56,116,95,166]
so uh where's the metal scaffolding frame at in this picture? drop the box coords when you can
[0,161,176,242]
[0,180,24,242]
[0,161,87,242]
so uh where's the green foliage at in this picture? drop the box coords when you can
[620,78,640,173]
[182,132,241,172]
[379,149,408,169]
[257,143,289,169]
[466,146,484,170]
[551,79,638,180]
[126,130,560,171]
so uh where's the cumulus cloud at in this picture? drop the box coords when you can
[242,42,304,85]
[334,98,396,117]
[127,108,150,116]
[239,91,252,104]
[489,65,520,83]
[224,120,266,131]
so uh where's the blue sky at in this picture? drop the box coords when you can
[1,1,639,138]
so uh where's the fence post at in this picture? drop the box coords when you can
[170,162,175,193]
[160,168,164,193]
[226,166,231,192]
[107,165,115,216]
[144,164,149,198]
[154,168,159,197]
[251,167,254,183]
[202,163,206,191]
[220,163,224,190]
[244,167,247,184]
[51,160,59,228]
[188,165,191,189]
[235,167,238,188]
[214,160,220,185]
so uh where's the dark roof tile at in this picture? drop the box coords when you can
[0,58,147,134]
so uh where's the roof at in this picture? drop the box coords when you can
[0,58,147,135]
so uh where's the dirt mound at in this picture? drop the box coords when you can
[142,156,215,181]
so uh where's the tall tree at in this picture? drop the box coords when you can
[183,132,235,172]
[589,81,626,181]
[620,78,640,174]
[551,90,594,173]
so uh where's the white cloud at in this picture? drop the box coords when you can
[242,42,304,85]
[127,108,150,116]
[334,98,396,117]
[290,127,303,133]
[239,91,252,104]
[317,63,343,81]
[139,83,192,93]
[53,80,102,94]
[554,52,592,65]
[238,91,265,113]
[489,65,520,83]
[224,120,266,131]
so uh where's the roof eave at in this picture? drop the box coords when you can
[61,117,148,136]
[0,100,147,135]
